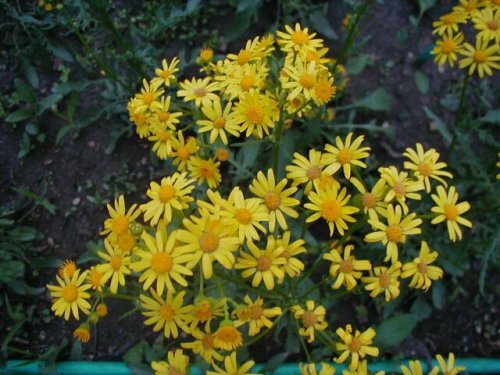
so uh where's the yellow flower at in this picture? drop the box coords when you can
[472,7,500,42]
[96,303,108,317]
[87,266,105,291]
[334,325,379,370]
[207,352,259,375]
[134,78,164,113]
[277,23,324,53]
[218,62,268,99]
[150,96,182,130]
[200,47,214,62]
[181,328,224,364]
[185,296,226,331]
[197,99,240,144]
[305,184,359,237]
[58,259,77,278]
[235,238,286,290]
[96,240,131,294]
[364,204,422,263]
[148,124,177,159]
[362,262,402,302]
[231,90,278,139]
[226,37,263,66]
[379,166,424,214]
[141,172,195,226]
[235,295,282,336]
[177,77,219,107]
[188,156,222,189]
[151,349,189,375]
[323,244,371,290]
[128,102,151,138]
[140,290,190,338]
[430,185,472,242]
[291,300,328,343]
[313,77,336,105]
[73,324,91,343]
[276,231,306,278]
[403,143,453,193]
[323,133,371,179]
[453,0,485,17]
[300,362,336,375]
[286,149,331,195]
[47,269,91,320]
[432,12,467,36]
[101,195,141,240]
[176,211,240,278]
[282,60,318,101]
[131,230,193,296]
[153,57,180,87]
[349,177,387,220]
[401,360,424,375]
[459,39,500,78]
[172,132,199,172]
[216,148,230,161]
[401,241,443,292]
[214,320,243,351]
[249,169,300,232]
[431,32,464,67]
[429,353,466,375]
[342,360,385,375]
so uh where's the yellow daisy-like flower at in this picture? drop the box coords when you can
[58,259,77,278]
[97,240,131,294]
[401,241,443,292]
[401,360,424,375]
[302,47,333,68]
[313,76,336,105]
[341,359,385,375]
[218,61,268,99]
[300,363,336,375]
[379,166,424,214]
[305,184,359,237]
[185,296,226,331]
[181,327,224,364]
[73,324,91,343]
[134,78,164,113]
[349,177,387,220]
[172,132,199,172]
[323,244,371,290]
[87,266,105,291]
[177,77,219,107]
[277,23,324,53]
[140,290,189,338]
[197,99,240,145]
[213,320,243,351]
[226,37,263,66]
[176,211,240,278]
[216,148,230,161]
[430,185,472,242]
[207,352,259,375]
[362,262,402,302]
[453,0,485,18]
[291,300,328,343]
[459,39,500,79]
[286,149,331,195]
[403,143,453,193]
[128,103,151,139]
[151,349,189,375]
[235,238,286,290]
[282,60,318,101]
[231,90,278,139]
[249,169,300,232]
[153,57,180,87]
[141,172,195,226]
[473,7,500,42]
[131,230,193,296]
[148,124,177,160]
[323,133,371,179]
[199,47,214,62]
[47,269,91,320]
[432,12,467,36]
[431,32,464,67]
[235,295,282,336]
[96,303,108,317]
[428,353,466,375]
[276,231,306,278]
[101,195,141,240]
[334,325,379,370]
[151,96,182,130]
[188,156,222,189]
[364,204,422,263]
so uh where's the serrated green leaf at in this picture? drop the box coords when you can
[374,314,418,349]
[414,70,429,94]
[354,87,392,111]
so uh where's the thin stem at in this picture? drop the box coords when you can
[199,263,204,297]
[99,292,135,301]
[448,73,470,159]
[294,316,311,362]
[272,97,286,175]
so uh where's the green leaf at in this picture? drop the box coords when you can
[418,0,436,18]
[25,123,38,135]
[414,70,429,94]
[423,105,452,144]
[18,133,31,158]
[374,314,418,349]
[20,58,39,89]
[12,187,57,215]
[14,79,36,103]
[237,0,260,12]
[309,11,337,40]
[431,281,445,310]
[346,54,372,75]
[5,109,34,123]
[354,87,392,111]
[225,8,254,42]
[479,109,500,124]
[261,352,290,372]
[410,295,432,321]
[38,94,64,114]
[0,260,25,283]
[56,125,74,144]
[123,341,145,364]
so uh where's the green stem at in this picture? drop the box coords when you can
[272,98,286,176]
[448,73,470,159]
[199,263,204,297]
[294,316,311,362]
[99,292,135,301]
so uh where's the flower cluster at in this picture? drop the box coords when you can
[431,0,500,78]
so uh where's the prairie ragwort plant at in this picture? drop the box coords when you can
[48,23,470,374]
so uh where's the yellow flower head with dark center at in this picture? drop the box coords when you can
[141,172,195,226]
[213,320,243,351]
[349,177,388,221]
[235,237,286,290]
[323,133,371,179]
[430,185,472,242]
[379,166,424,214]
[364,204,422,264]
[277,23,324,53]
[176,211,240,278]
[197,99,240,145]
[305,184,359,237]
[432,11,467,36]
[207,352,257,375]
[153,57,180,87]
[101,195,141,240]
[401,360,424,375]
[231,90,278,139]
[428,352,466,375]
[459,39,500,78]
[96,240,132,294]
[334,324,379,371]
[73,324,91,343]
[299,362,336,375]
[151,349,190,375]
[323,244,371,290]
[275,231,306,278]
[172,132,199,172]
[234,295,282,336]
[249,169,300,232]
[286,149,330,195]
[403,143,453,192]
[185,296,226,331]
[362,261,402,302]
[473,7,500,43]
[47,269,91,320]
[140,290,190,338]
[188,156,222,189]
[291,300,328,343]
[131,230,194,296]
[177,77,219,107]
[58,260,77,279]
[401,241,443,292]
[431,32,465,67]
[181,327,224,364]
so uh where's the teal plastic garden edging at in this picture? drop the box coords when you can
[4,359,500,374]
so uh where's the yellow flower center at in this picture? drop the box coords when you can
[112,216,130,236]
[194,87,206,97]
[110,255,122,271]
[441,39,456,54]
[306,166,322,180]
[167,368,184,375]
[246,105,264,124]
[213,117,226,129]
[487,20,499,31]
[443,203,459,220]
[348,337,362,353]
[280,250,290,260]
[151,253,173,274]
[301,311,317,327]
[257,256,272,271]
[378,273,390,288]
[320,199,342,222]
[177,146,191,160]
[417,262,428,273]
[306,50,319,63]
[195,301,213,321]
[201,334,215,349]
[159,185,176,203]
[418,162,432,176]
[386,225,403,242]
[96,303,108,317]
[314,81,335,101]
[200,48,214,61]
[393,181,407,196]
[217,326,240,344]
[216,148,229,161]
[237,50,251,65]
[199,162,215,178]
[473,50,487,63]
[362,192,377,209]
[160,304,175,321]
[133,112,146,126]
[157,130,170,142]
[89,269,104,288]
[235,208,252,224]
[337,149,352,164]
[264,191,281,210]
[249,305,263,320]
[339,259,354,274]
[142,92,154,105]
[442,13,457,25]
[291,31,309,45]
[199,231,219,253]
[160,70,172,79]
[240,75,255,91]
[118,233,136,252]
[62,284,78,302]
[158,111,170,122]
[299,72,315,89]
[58,261,77,278]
